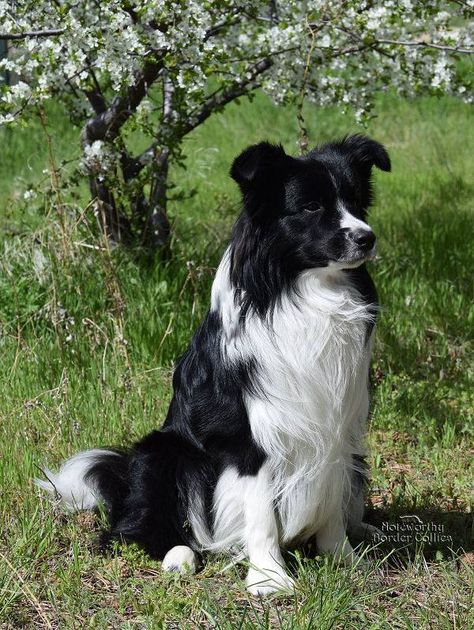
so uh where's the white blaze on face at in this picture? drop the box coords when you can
[325,203,376,270]
[338,203,372,233]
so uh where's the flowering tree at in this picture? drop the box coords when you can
[1,1,472,252]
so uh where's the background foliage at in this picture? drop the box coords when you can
[1,0,472,251]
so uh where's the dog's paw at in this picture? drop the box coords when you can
[360,522,383,539]
[246,567,295,596]
[162,545,198,574]
[349,522,382,541]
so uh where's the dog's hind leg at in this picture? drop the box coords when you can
[346,454,382,543]
[317,469,363,567]
[317,513,362,567]
[243,464,295,595]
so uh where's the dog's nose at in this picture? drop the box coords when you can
[349,229,376,251]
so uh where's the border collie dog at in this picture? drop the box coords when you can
[37,135,390,595]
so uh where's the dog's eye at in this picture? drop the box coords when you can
[302,202,323,213]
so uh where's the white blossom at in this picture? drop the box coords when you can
[80,140,117,174]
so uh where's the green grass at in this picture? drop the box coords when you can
[0,92,473,628]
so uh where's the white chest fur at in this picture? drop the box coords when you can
[211,249,375,544]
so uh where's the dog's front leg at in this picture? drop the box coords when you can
[243,464,294,595]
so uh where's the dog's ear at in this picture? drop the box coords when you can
[342,134,391,172]
[230,142,289,189]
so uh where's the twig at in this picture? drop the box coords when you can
[314,20,473,55]
[72,240,108,251]
[204,14,241,40]
[375,38,473,54]
[0,29,64,40]
[297,20,320,154]
[181,57,273,136]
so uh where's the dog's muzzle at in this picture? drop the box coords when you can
[348,228,376,253]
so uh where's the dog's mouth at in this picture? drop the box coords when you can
[338,244,377,269]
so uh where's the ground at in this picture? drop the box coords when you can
[0,92,472,628]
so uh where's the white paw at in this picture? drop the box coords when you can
[246,567,295,596]
[162,545,198,575]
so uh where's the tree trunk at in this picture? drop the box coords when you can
[89,175,133,246]
[142,150,171,253]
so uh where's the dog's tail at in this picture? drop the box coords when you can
[35,430,213,558]
[35,448,125,511]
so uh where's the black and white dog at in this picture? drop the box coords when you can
[37,135,390,595]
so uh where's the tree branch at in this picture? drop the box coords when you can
[204,14,240,40]
[80,9,239,146]
[82,58,164,145]
[0,29,64,40]
[181,58,273,136]
[84,89,107,114]
[451,0,474,10]
[130,57,273,173]
[84,64,108,114]
[375,38,474,55]
[162,73,174,122]
[315,20,474,56]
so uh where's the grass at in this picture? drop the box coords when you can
[0,92,473,628]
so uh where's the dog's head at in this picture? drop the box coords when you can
[230,134,390,271]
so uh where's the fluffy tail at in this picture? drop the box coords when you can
[35,430,213,559]
[35,449,125,511]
